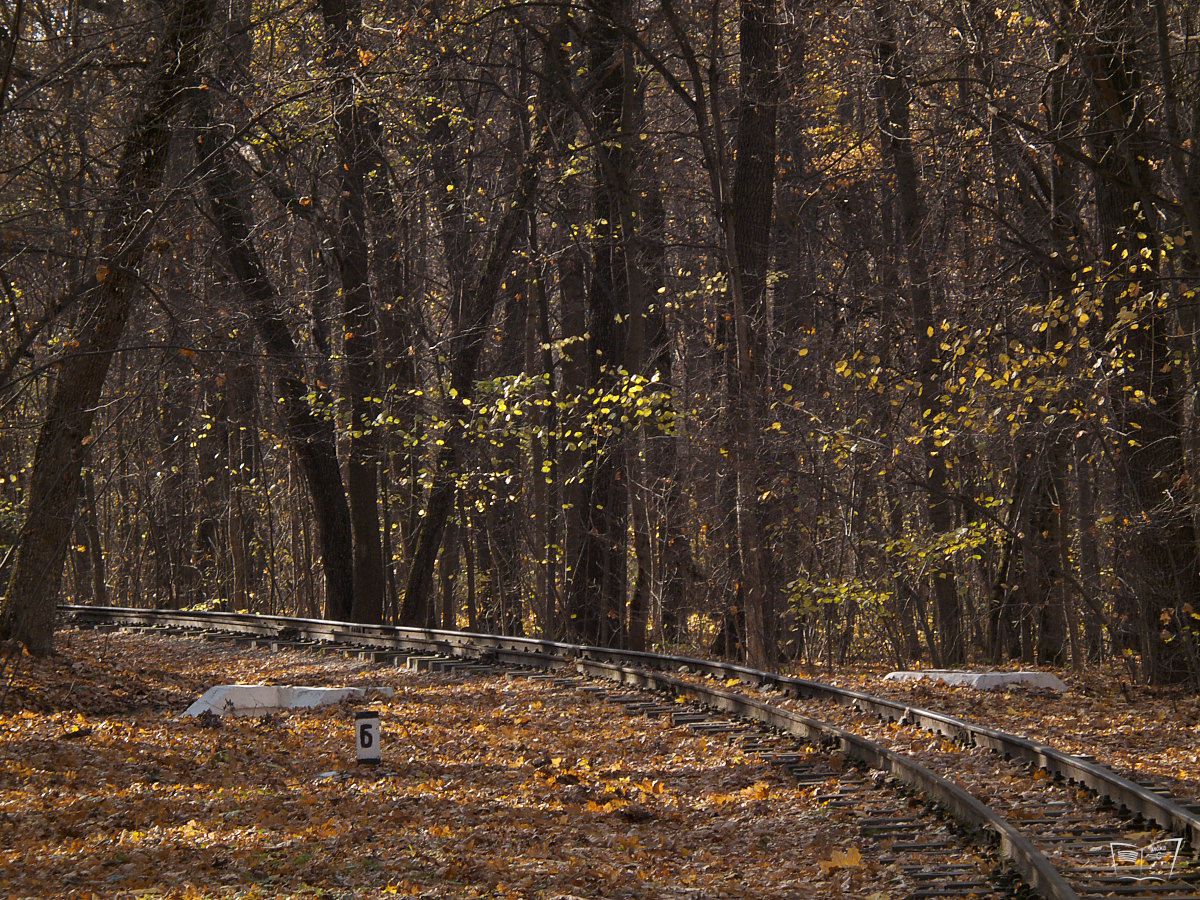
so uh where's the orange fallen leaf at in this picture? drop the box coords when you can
[818,846,863,873]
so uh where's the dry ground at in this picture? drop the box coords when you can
[0,631,915,898]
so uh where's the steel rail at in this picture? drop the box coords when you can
[64,605,1070,897]
[576,659,1076,899]
[63,604,1199,886]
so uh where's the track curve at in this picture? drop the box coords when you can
[60,605,1200,898]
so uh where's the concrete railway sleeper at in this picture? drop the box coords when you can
[61,606,1200,898]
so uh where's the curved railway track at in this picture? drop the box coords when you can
[61,605,1200,899]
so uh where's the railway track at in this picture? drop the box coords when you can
[61,605,1200,899]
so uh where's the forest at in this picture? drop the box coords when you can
[2,0,1198,684]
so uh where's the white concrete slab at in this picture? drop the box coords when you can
[883,670,1068,692]
[182,684,395,717]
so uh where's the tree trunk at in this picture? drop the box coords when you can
[81,469,107,606]
[564,0,632,646]
[400,144,543,625]
[195,98,356,623]
[1084,0,1200,682]
[541,10,589,641]
[364,113,420,602]
[527,211,560,638]
[873,0,962,664]
[728,0,780,667]
[2,0,216,654]
[439,517,460,630]
[319,0,385,624]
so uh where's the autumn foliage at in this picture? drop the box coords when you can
[3,0,1200,683]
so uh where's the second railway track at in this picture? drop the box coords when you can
[62,605,1200,899]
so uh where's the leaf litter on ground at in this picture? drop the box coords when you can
[0,630,930,898]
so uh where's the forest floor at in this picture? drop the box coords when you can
[784,660,1200,800]
[5,632,1194,898]
[1,630,912,899]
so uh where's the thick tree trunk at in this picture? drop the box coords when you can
[319,0,385,625]
[438,517,460,630]
[728,0,780,667]
[625,153,672,653]
[2,0,216,654]
[226,346,258,612]
[484,282,529,634]
[195,100,356,623]
[540,11,590,641]
[1030,42,1084,665]
[155,323,193,608]
[564,0,632,646]
[196,379,231,607]
[1022,444,1069,664]
[1084,0,1200,682]
[1074,441,1105,658]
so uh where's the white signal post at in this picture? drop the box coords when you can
[355,710,381,764]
